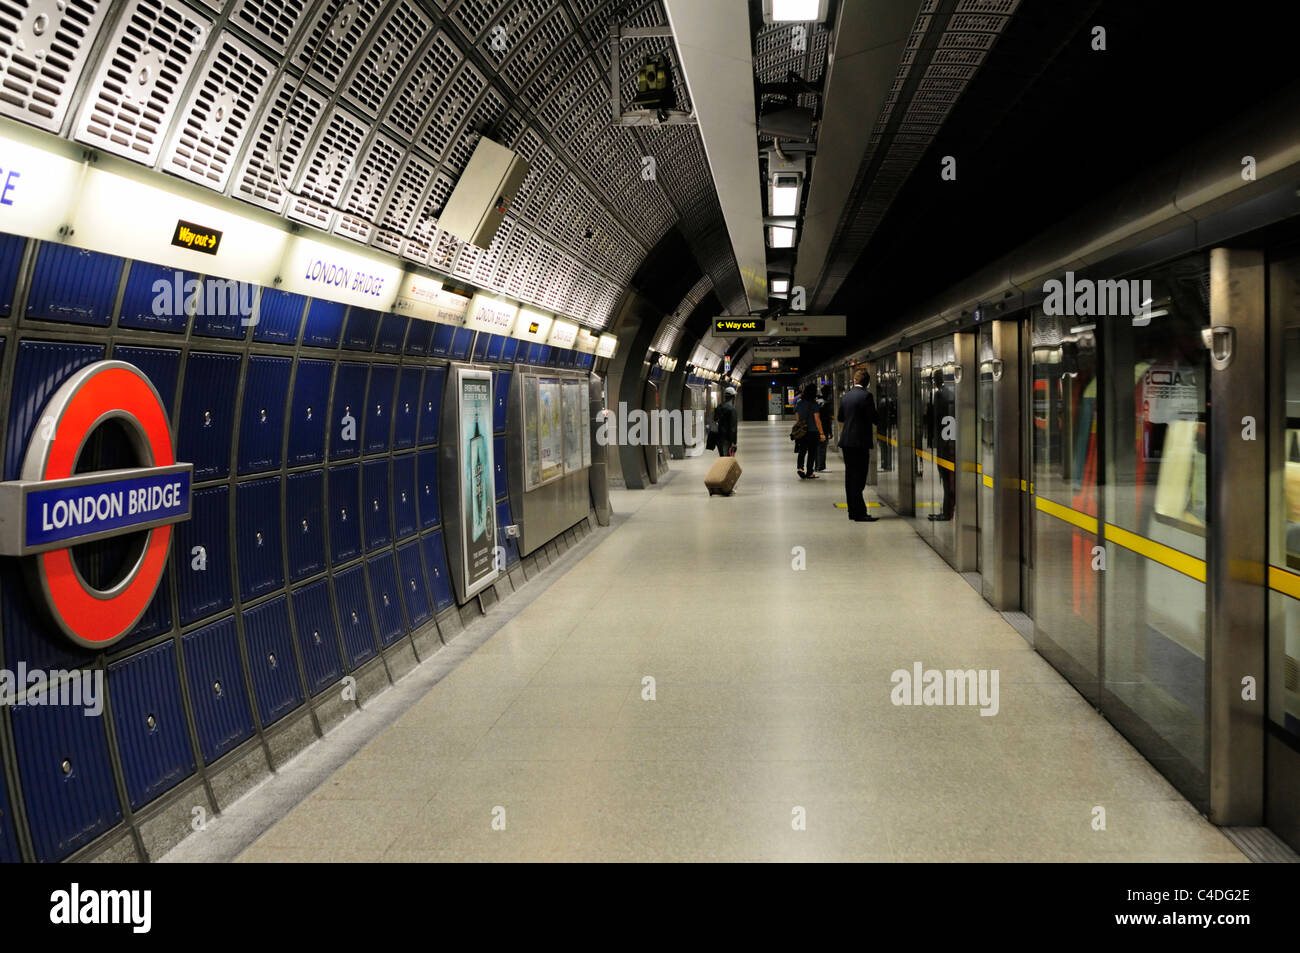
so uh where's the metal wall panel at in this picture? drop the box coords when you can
[10,696,120,862]
[364,364,398,454]
[175,485,233,625]
[235,476,284,601]
[286,469,326,582]
[343,307,381,351]
[115,345,182,418]
[493,370,512,432]
[192,279,255,340]
[242,596,303,727]
[0,765,18,862]
[362,459,392,552]
[430,323,455,357]
[393,367,422,449]
[252,289,307,344]
[107,640,195,810]
[376,314,409,354]
[330,361,368,460]
[118,262,192,333]
[419,366,445,445]
[25,244,122,327]
[181,617,256,765]
[417,448,441,528]
[0,232,23,316]
[302,298,347,348]
[493,435,508,500]
[286,358,331,465]
[328,463,362,564]
[392,454,418,539]
[451,327,474,359]
[420,530,453,612]
[332,564,378,669]
[290,579,343,695]
[404,319,434,356]
[395,539,432,628]
[178,351,241,480]
[366,551,406,646]
[237,355,292,474]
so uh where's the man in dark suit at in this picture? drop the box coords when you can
[837,368,878,522]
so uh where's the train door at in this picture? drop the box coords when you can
[1267,247,1300,848]
[910,341,936,543]
[1029,308,1101,702]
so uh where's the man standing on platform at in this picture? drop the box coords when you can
[837,368,878,522]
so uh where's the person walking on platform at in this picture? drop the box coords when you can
[795,383,825,479]
[816,385,834,472]
[838,368,878,521]
[714,386,738,457]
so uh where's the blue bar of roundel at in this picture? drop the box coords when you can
[24,470,191,549]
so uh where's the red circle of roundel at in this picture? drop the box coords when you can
[33,365,176,649]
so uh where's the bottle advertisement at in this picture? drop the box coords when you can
[458,368,498,598]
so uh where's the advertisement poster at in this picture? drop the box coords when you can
[538,378,564,482]
[524,376,542,489]
[458,368,498,598]
[562,379,584,473]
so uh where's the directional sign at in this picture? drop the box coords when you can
[713,317,766,336]
[769,314,846,337]
[754,345,799,358]
[712,315,846,338]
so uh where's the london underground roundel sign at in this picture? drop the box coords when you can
[0,361,192,649]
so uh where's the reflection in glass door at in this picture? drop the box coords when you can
[1101,260,1210,804]
[1031,309,1101,700]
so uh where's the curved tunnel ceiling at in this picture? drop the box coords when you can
[0,0,746,331]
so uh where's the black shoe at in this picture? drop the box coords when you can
[851,514,879,522]
[797,471,807,479]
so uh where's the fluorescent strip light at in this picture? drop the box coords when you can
[770,176,801,216]
[769,225,795,248]
[770,0,823,21]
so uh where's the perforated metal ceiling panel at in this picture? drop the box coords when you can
[0,0,745,331]
[73,0,211,163]
[0,0,113,132]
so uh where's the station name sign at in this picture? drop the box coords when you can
[4,466,192,554]
[712,315,846,338]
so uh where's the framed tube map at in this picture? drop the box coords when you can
[538,378,564,482]
[457,367,499,598]
[522,373,591,489]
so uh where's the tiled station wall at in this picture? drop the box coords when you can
[0,233,596,862]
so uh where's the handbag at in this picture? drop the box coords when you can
[790,418,807,441]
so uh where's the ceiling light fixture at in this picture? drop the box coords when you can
[769,225,795,248]
[765,0,828,23]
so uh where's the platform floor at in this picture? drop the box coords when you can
[235,421,1245,862]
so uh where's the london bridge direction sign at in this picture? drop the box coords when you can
[712,315,846,338]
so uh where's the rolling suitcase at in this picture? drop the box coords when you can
[705,457,742,496]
